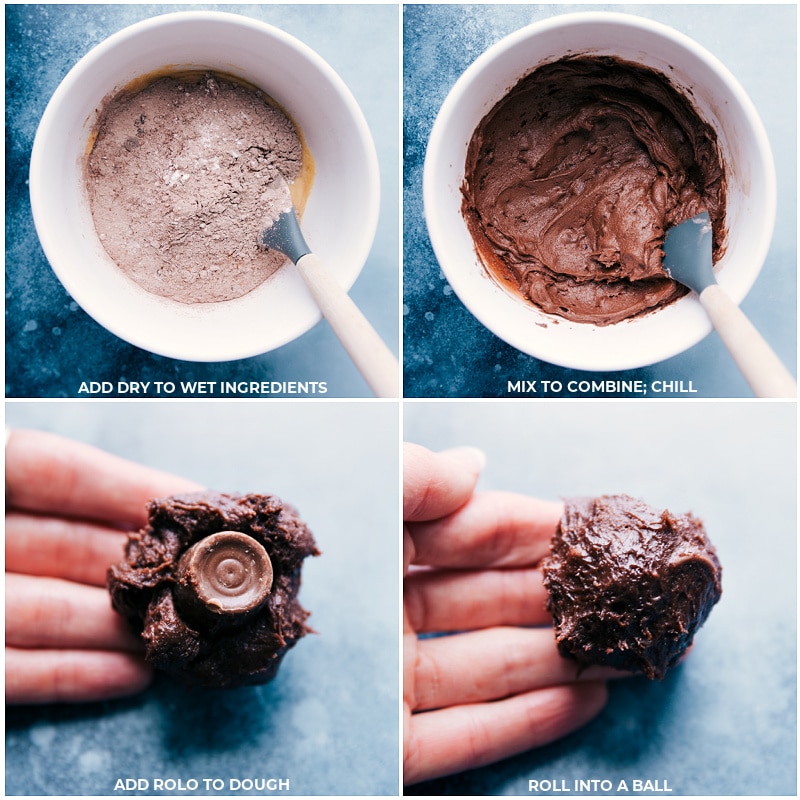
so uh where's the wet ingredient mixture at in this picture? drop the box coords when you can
[107,491,319,688]
[87,72,311,304]
[462,57,726,325]
[541,494,722,679]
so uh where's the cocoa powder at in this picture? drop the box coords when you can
[86,72,306,304]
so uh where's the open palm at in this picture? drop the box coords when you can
[403,443,616,785]
[5,429,200,704]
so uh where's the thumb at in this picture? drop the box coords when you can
[403,443,485,523]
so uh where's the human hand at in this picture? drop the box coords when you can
[403,443,617,785]
[5,429,201,704]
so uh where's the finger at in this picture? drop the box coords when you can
[6,647,153,705]
[5,512,127,587]
[6,429,201,527]
[405,566,552,633]
[403,443,484,523]
[404,681,607,786]
[6,574,142,652]
[413,626,625,711]
[409,491,563,568]
[404,526,415,576]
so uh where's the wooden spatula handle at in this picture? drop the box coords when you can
[295,253,400,398]
[699,284,796,398]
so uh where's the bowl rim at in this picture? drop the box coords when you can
[423,11,777,372]
[29,9,381,362]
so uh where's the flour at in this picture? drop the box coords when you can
[86,72,305,304]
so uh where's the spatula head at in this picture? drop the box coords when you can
[662,212,715,294]
[259,176,310,264]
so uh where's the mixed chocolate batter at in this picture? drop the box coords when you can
[462,56,726,325]
[108,491,319,688]
[87,72,310,304]
[542,494,722,679]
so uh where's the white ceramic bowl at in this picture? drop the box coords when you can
[424,12,776,371]
[30,11,379,362]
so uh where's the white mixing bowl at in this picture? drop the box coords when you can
[424,12,776,371]
[30,11,379,362]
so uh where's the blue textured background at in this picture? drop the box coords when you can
[5,4,399,399]
[404,400,797,795]
[403,4,797,398]
[5,401,400,795]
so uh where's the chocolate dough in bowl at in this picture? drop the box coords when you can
[424,12,776,370]
[461,56,726,327]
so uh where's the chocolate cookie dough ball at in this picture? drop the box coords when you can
[108,491,319,688]
[541,495,721,679]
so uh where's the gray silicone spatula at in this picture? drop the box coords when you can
[662,212,796,398]
[260,176,399,398]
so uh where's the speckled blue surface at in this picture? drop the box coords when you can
[5,4,399,399]
[404,400,797,795]
[403,4,797,398]
[4,4,798,798]
[5,401,400,795]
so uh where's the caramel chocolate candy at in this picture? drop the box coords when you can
[108,491,319,688]
[174,531,274,623]
[542,495,722,679]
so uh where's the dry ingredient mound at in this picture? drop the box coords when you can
[86,72,304,304]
